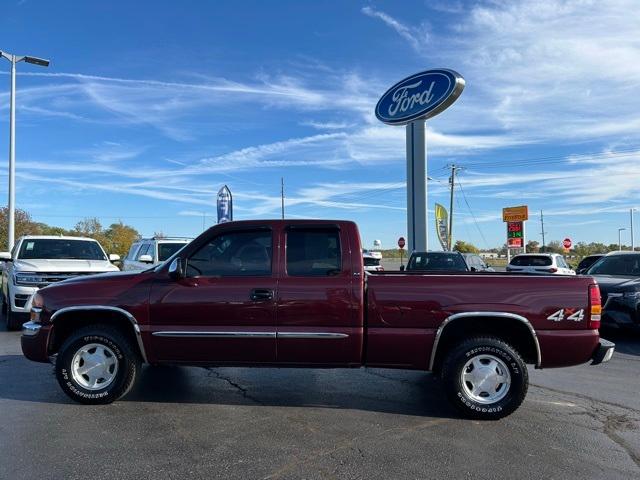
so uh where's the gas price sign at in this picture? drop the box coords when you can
[507,221,524,248]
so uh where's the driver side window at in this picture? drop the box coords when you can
[187,229,272,277]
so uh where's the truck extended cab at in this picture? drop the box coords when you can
[21,220,614,419]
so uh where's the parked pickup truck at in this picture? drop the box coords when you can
[21,220,614,419]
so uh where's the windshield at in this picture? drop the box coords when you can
[510,255,552,267]
[588,255,640,276]
[18,239,107,260]
[408,253,468,271]
[158,242,187,261]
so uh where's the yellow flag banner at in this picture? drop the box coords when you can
[435,203,449,251]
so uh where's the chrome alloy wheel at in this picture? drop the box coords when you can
[461,354,511,404]
[71,343,119,390]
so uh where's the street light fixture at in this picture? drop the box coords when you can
[618,227,626,251]
[0,50,50,251]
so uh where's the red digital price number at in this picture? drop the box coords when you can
[507,222,523,238]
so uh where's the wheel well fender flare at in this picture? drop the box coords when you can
[50,305,148,363]
[428,311,542,370]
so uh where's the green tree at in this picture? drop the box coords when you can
[104,222,140,258]
[453,240,479,253]
[543,240,564,254]
[526,240,540,253]
[0,207,43,250]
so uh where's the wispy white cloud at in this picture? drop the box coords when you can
[361,6,428,53]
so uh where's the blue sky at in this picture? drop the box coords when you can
[1,0,639,250]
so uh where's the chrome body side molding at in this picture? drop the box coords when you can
[50,305,148,363]
[277,332,349,339]
[428,311,542,370]
[152,331,276,339]
[151,331,349,340]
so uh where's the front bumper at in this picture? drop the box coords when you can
[591,339,615,365]
[10,284,38,313]
[20,321,53,363]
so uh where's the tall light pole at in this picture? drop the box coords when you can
[618,227,626,251]
[0,50,50,251]
[631,208,636,251]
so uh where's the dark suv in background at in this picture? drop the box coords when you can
[403,251,469,272]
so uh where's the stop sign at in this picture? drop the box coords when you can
[563,238,572,249]
[398,237,406,249]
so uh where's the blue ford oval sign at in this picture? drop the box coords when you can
[375,69,465,125]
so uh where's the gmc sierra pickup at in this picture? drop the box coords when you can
[21,220,614,419]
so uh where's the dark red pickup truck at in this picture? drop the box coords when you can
[21,220,614,419]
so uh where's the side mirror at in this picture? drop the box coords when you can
[400,265,405,272]
[109,254,121,262]
[470,266,477,272]
[139,254,154,264]
[168,258,185,280]
[0,251,12,261]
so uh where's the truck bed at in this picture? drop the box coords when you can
[364,272,599,369]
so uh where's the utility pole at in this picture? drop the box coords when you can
[540,210,547,252]
[447,164,461,251]
[281,177,285,220]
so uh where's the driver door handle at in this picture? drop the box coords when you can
[250,288,274,301]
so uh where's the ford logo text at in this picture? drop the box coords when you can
[375,69,465,125]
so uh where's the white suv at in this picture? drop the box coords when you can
[507,253,576,275]
[1,236,120,330]
[122,237,191,272]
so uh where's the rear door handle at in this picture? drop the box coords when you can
[250,288,274,301]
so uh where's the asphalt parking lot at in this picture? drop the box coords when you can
[1,322,638,480]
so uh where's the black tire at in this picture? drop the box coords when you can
[5,305,21,331]
[441,336,528,420]
[55,325,141,404]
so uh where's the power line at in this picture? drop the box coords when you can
[456,176,490,250]
[458,146,640,170]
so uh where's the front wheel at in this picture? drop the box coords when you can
[55,325,140,404]
[441,337,528,420]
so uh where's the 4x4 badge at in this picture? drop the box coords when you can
[547,308,585,322]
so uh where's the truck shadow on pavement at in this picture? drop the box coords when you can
[125,365,461,419]
[0,354,460,419]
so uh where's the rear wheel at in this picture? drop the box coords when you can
[55,325,140,404]
[441,336,528,420]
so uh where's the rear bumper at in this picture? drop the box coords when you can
[591,339,615,365]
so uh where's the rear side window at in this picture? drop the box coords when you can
[510,255,552,267]
[286,228,341,276]
[158,242,186,261]
[363,257,380,267]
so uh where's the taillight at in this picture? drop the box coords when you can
[548,268,558,273]
[589,284,601,329]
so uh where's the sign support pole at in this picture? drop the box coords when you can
[406,120,427,252]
